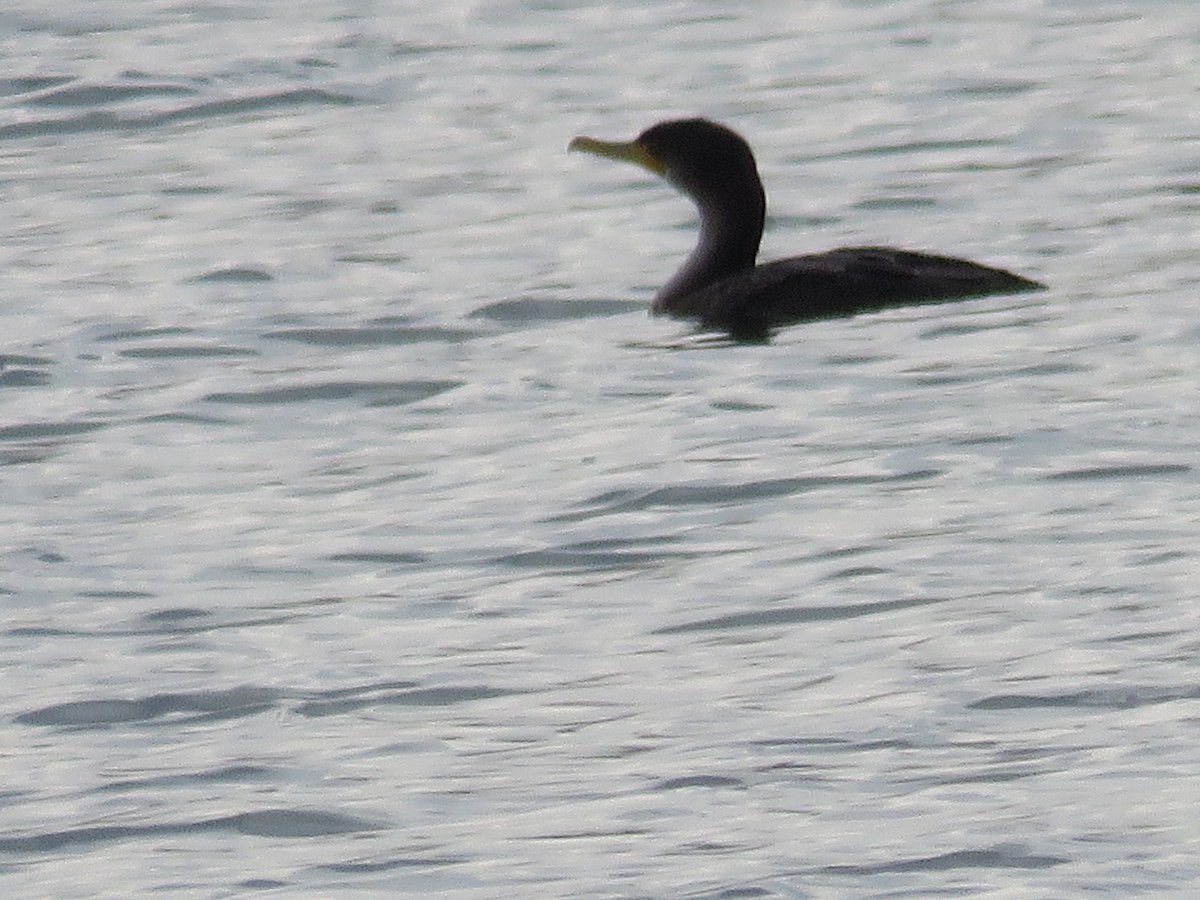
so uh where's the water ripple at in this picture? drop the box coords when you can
[0,88,359,141]
[294,684,519,718]
[95,765,274,793]
[1043,463,1191,481]
[551,469,942,522]
[186,266,273,284]
[203,379,460,406]
[27,82,198,107]
[653,596,948,636]
[0,354,53,387]
[969,685,1200,712]
[16,679,519,730]
[0,421,106,441]
[264,323,480,346]
[118,345,258,359]
[0,809,383,855]
[492,536,704,573]
[0,75,72,96]
[821,845,1068,875]
[15,687,285,728]
[469,297,643,324]
[654,775,746,791]
[319,854,467,873]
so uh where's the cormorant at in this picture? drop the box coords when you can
[570,118,1043,340]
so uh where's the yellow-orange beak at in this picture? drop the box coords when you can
[568,135,667,176]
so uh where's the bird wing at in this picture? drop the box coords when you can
[674,246,1043,339]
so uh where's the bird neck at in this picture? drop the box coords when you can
[653,185,765,314]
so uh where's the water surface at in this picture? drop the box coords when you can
[3,1,1199,896]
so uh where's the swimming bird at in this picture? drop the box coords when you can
[570,118,1044,340]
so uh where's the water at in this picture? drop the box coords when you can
[2,0,1199,896]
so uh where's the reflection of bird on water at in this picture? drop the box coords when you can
[570,118,1044,340]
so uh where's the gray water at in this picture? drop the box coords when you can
[3,0,1199,896]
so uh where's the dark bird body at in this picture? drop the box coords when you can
[570,118,1044,340]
